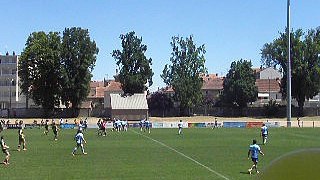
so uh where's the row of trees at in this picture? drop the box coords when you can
[19,27,99,113]
[20,27,320,117]
[153,27,320,116]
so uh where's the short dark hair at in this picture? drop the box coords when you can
[252,139,257,144]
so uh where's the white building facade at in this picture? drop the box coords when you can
[0,53,19,109]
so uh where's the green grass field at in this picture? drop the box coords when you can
[0,127,319,180]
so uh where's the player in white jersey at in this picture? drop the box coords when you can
[1,136,10,165]
[139,119,145,132]
[261,124,268,145]
[247,139,264,174]
[72,130,87,156]
[178,120,183,135]
[123,120,128,131]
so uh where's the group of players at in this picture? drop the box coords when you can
[0,127,27,165]
[1,117,269,176]
[96,118,129,136]
[0,118,90,165]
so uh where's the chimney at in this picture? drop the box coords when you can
[13,51,15,56]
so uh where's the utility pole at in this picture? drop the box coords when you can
[286,0,292,127]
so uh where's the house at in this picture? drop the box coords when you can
[104,92,148,121]
[201,74,224,102]
[82,80,122,109]
[254,67,282,105]
[255,79,282,105]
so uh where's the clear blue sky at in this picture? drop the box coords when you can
[1,0,319,92]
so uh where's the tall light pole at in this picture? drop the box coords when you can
[286,0,292,127]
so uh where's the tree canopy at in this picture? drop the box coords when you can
[147,91,174,117]
[261,28,320,115]
[19,31,62,110]
[112,31,153,94]
[161,35,207,115]
[19,27,98,114]
[221,59,258,108]
[60,27,99,108]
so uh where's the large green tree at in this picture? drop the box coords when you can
[60,27,99,109]
[147,91,174,117]
[112,31,153,94]
[221,59,258,107]
[161,35,207,115]
[19,31,62,111]
[261,28,320,115]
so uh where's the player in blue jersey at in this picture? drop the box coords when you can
[145,119,151,133]
[247,139,264,174]
[261,123,268,145]
[72,130,87,156]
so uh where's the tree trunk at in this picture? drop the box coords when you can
[297,100,304,117]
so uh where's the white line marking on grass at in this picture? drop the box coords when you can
[132,130,230,180]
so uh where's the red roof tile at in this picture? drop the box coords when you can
[202,78,224,90]
[105,81,122,92]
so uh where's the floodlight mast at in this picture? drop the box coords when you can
[286,0,292,127]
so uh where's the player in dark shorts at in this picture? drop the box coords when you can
[17,129,27,151]
[52,121,59,141]
[1,136,10,165]
[44,120,49,135]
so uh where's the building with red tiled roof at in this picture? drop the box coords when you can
[201,76,224,102]
[158,70,283,107]
[81,80,123,109]
[255,79,282,104]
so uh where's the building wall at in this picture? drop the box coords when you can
[0,54,18,109]
[111,109,148,121]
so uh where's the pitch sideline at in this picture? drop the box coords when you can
[131,130,230,180]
